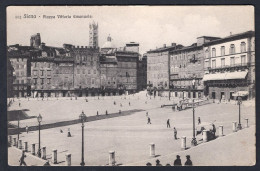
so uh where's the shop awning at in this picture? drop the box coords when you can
[202,73,226,81]
[232,91,249,97]
[203,71,248,81]
[225,71,248,80]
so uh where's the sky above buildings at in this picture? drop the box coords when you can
[7,6,254,54]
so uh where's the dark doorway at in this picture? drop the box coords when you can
[212,92,216,99]
[230,92,234,100]
[221,92,225,100]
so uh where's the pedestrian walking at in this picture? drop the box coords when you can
[67,128,72,137]
[147,117,151,124]
[146,112,148,116]
[184,155,193,166]
[97,111,99,116]
[198,117,201,125]
[120,103,122,107]
[167,119,171,128]
[106,110,108,115]
[174,127,177,140]
[173,155,182,166]
[19,150,27,166]
[212,123,216,138]
[60,129,63,133]
[129,102,131,106]
[19,102,21,107]
[25,125,29,134]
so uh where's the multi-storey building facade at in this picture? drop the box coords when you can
[203,31,255,100]
[7,58,15,98]
[169,36,219,99]
[100,54,118,91]
[147,43,183,91]
[71,46,100,96]
[116,51,139,91]
[7,45,32,97]
[100,36,140,94]
[137,54,147,91]
[7,30,144,98]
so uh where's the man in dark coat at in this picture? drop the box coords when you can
[174,127,177,140]
[198,117,201,125]
[173,155,182,166]
[19,150,27,166]
[167,119,171,128]
[184,155,193,166]
[147,117,151,124]
[212,123,216,138]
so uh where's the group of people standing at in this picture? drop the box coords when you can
[174,155,193,166]
[146,155,193,166]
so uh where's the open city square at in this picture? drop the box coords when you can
[6,6,255,166]
[7,92,255,166]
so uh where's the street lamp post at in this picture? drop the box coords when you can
[79,111,87,166]
[191,99,197,146]
[17,111,20,142]
[37,114,42,157]
[237,96,242,130]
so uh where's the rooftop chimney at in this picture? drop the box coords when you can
[163,44,166,48]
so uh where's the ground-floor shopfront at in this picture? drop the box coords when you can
[154,89,204,99]
[29,88,135,98]
[208,86,250,100]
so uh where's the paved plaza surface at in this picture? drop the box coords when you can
[8,93,255,166]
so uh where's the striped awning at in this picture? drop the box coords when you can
[203,71,248,81]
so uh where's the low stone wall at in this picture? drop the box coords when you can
[8,109,144,135]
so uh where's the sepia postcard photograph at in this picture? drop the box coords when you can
[6,6,255,166]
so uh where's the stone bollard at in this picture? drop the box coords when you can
[245,118,249,128]
[42,146,46,160]
[31,144,36,155]
[109,151,116,166]
[65,153,71,166]
[181,136,186,150]
[232,122,237,132]
[18,139,22,149]
[52,149,57,164]
[24,142,28,152]
[13,138,16,146]
[203,130,208,142]
[219,125,224,137]
[149,143,155,157]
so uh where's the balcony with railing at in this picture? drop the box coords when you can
[205,62,253,71]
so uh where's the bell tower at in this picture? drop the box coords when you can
[89,21,98,48]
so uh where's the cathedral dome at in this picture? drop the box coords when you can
[102,35,116,49]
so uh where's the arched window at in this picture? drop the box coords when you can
[230,44,235,54]
[240,42,246,53]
